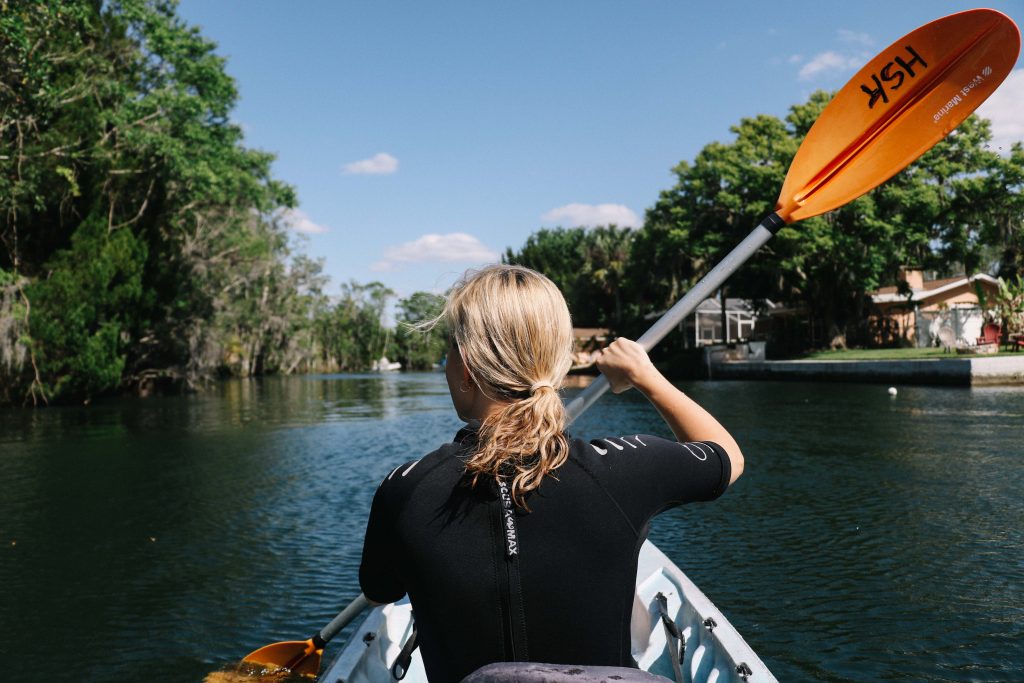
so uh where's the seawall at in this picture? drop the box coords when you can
[708,356,1024,386]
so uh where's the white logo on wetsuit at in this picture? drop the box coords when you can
[497,479,519,556]
[681,443,708,461]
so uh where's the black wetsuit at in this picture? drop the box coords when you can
[359,425,731,683]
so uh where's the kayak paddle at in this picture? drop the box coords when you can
[567,8,1020,422]
[237,7,1020,679]
[239,593,370,677]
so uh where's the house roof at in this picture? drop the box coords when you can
[871,273,1000,303]
[923,275,969,291]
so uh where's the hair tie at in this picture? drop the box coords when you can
[529,381,554,395]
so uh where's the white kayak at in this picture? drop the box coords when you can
[321,540,777,683]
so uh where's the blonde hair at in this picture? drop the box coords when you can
[438,264,574,508]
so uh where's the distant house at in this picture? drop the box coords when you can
[645,297,775,348]
[870,268,1000,347]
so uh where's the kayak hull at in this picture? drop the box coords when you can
[321,540,776,683]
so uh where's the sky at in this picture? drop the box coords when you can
[176,0,1024,301]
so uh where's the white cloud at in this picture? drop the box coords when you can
[278,208,329,234]
[798,50,862,81]
[371,233,499,271]
[837,29,873,47]
[541,203,641,228]
[795,30,874,81]
[343,152,399,175]
[976,69,1024,154]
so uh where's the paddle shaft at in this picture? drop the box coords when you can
[317,593,372,645]
[565,212,784,424]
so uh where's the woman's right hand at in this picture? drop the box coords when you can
[595,338,659,394]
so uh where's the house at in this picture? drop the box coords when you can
[870,268,1001,347]
[645,297,775,348]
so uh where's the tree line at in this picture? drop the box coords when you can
[3,1,1021,406]
[506,93,1024,353]
[0,0,445,405]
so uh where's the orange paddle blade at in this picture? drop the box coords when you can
[777,8,1020,223]
[240,639,322,678]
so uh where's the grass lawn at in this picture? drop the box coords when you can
[798,347,1022,361]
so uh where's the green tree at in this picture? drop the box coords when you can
[26,216,146,400]
[639,113,796,304]
[504,228,589,318]
[394,291,446,370]
[580,225,633,327]
[988,275,1024,336]
[973,144,1024,279]
[1,0,320,403]
[314,281,395,371]
[504,226,635,328]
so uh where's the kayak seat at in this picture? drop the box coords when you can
[461,662,670,683]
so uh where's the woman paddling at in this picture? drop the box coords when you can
[359,264,743,682]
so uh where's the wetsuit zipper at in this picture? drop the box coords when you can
[496,478,528,661]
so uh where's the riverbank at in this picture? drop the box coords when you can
[706,354,1024,386]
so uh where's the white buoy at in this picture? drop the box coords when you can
[888,387,898,396]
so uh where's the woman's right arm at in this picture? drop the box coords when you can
[595,338,744,484]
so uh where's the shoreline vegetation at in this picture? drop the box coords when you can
[0,1,453,406]
[3,2,1022,407]
[799,347,1023,361]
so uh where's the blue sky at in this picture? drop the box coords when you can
[176,1,1024,301]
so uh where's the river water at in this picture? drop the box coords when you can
[1,373,1022,682]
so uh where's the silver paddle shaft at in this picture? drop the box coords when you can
[565,216,780,424]
[320,593,372,643]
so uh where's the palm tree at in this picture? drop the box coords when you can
[581,225,634,328]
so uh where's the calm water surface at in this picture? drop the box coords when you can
[1,374,1022,682]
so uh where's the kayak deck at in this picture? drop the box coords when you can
[321,540,776,683]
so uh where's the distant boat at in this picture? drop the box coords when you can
[371,356,402,372]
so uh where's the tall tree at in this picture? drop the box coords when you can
[580,225,633,327]
[0,0,319,403]
[314,281,395,372]
[394,291,446,370]
[504,228,589,318]
[633,112,796,347]
[504,226,636,328]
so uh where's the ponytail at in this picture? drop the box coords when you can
[429,265,575,509]
[467,383,569,509]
